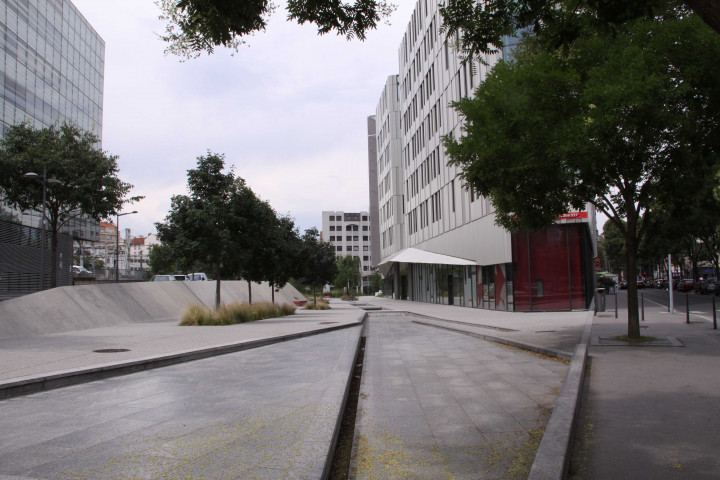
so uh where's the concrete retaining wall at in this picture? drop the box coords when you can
[0,280,307,339]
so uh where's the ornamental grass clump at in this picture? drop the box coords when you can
[179,302,296,326]
[305,299,330,310]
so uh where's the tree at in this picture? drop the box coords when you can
[228,184,279,304]
[334,255,361,294]
[0,122,137,288]
[298,227,338,304]
[157,0,395,59]
[156,152,238,308]
[368,269,383,294]
[148,244,177,275]
[265,215,304,303]
[444,11,720,339]
[440,0,720,65]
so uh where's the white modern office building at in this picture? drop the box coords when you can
[371,0,596,311]
[0,0,104,296]
[321,211,374,289]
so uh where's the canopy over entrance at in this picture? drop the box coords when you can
[378,247,477,275]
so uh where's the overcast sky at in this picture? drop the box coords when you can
[70,0,417,237]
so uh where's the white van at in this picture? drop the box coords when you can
[186,273,208,281]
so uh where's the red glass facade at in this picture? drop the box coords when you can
[512,224,591,311]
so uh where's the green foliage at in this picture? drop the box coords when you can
[368,269,383,293]
[147,244,177,275]
[179,301,296,325]
[602,221,627,273]
[0,122,139,287]
[298,227,338,303]
[444,9,720,338]
[440,0,720,65]
[156,152,244,307]
[334,255,361,291]
[157,0,395,59]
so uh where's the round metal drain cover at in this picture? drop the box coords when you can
[93,348,130,353]
[319,322,338,325]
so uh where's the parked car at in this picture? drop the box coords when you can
[150,274,176,282]
[636,279,645,289]
[703,278,717,294]
[653,278,666,289]
[619,280,628,290]
[677,279,695,292]
[173,274,187,281]
[72,265,92,276]
[186,272,208,281]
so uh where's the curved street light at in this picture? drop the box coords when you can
[24,168,62,291]
[115,211,138,283]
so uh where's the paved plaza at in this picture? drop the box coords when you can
[0,293,718,479]
[349,313,568,480]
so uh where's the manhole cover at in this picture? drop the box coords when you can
[319,322,338,325]
[93,348,130,353]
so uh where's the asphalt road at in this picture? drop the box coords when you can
[604,288,719,324]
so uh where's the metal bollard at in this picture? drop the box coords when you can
[714,296,717,330]
[641,292,645,322]
[686,293,690,324]
[615,291,618,318]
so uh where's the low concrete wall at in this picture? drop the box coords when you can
[0,280,306,339]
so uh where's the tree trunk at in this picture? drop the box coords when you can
[214,262,221,309]
[625,238,640,339]
[271,282,275,303]
[247,279,252,304]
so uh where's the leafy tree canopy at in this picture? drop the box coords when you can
[0,122,139,287]
[298,227,338,302]
[440,0,720,64]
[444,9,720,337]
[157,0,396,59]
[334,254,361,291]
[156,151,241,306]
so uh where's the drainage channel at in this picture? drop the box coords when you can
[328,335,366,479]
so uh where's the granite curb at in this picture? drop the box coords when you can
[0,316,365,401]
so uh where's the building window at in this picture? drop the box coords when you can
[362,225,368,231]
[329,215,335,221]
[353,246,359,251]
[362,216,368,221]
[363,246,369,251]
[353,236,359,241]
[363,266,368,271]
[363,236,368,241]
[336,246,342,251]
[346,235,352,241]
[363,256,369,261]
[346,246,352,251]
[330,226,335,231]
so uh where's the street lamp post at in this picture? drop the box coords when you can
[115,211,138,283]
[24,168,62,291]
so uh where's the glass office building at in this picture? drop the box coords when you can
[0,0,104,138]
[0,0,104,296]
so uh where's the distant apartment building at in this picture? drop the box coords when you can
[370,0,596,311]
[0,0,105,295]
[321,211,374,288]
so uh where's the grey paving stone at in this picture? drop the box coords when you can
[351,313,567,480]
[0,326,361,480]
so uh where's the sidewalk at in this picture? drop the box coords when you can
[578,302,720,479]
[0,301,365,396]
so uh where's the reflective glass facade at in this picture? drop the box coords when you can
[0,0,104,138]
